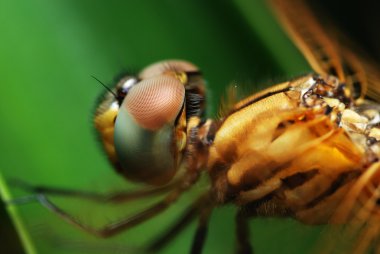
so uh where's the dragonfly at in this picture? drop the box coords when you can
[9,0,380,253]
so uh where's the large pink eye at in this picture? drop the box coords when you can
[124,76,185,130]
[139,60,199,80]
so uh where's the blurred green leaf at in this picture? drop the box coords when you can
[0,0,323,253]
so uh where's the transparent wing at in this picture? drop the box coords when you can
[318,162,380,254]
[269,0,380,102]
[269,0,380,253]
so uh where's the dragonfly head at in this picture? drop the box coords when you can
[112,60,205,185]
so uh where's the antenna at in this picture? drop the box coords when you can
[91,75,118,99]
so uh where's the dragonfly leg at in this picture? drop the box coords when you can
[146,192,212,253]
[34,186,183,237]
[235,209,253,254]
[190,200,213,254]
[8,179,177,204]
[20,172,199,238]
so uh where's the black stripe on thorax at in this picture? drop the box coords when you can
[281,169,319,190]
[231,87,291,114]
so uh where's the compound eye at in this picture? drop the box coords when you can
[139,60,199,80]
[124,76,185,130]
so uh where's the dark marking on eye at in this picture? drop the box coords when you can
[174,101,185,126]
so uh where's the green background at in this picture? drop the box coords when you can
[0,0,344,253]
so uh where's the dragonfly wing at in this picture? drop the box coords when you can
[269,0,380,102]
[269,0,345,80]
[315,162,380,254]
[269,0,380,253]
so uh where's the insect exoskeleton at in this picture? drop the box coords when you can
[9,0,380,252]
[94,60,206,185]
[207,73,380,224]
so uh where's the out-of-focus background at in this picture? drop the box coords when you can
[0,0,379,253]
